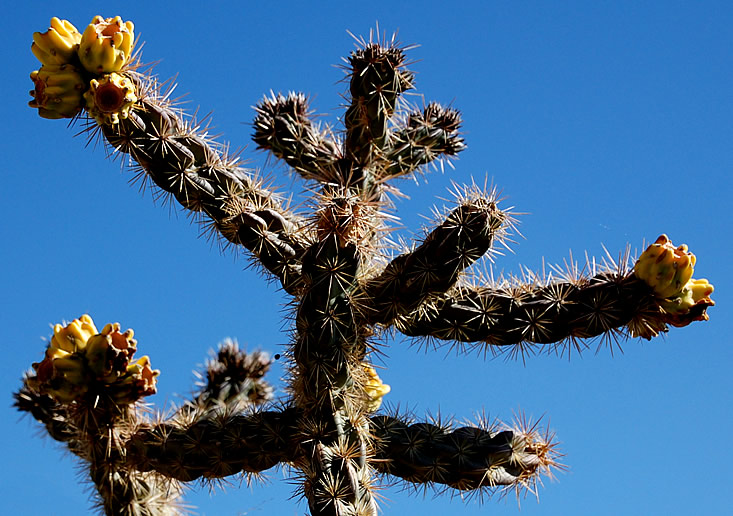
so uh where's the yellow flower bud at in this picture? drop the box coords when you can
[78,15,135,73]
[363,365,390,412]
[31,314,157,405]
[31,17,81,65]
[84,72,138,125]
[50,314,98,353]
[636,235,715,327]
[111,356,159,404]
[634,234,697,299]
[29,64,85,119]
[661,278,715,316]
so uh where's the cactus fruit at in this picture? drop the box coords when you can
[32,314,159,405]
[17,16,714,516]
[31,17,81,66]
[78,16,135,74]
[28,64,85,119]
[634,234,714,327]
[84,72,138,124]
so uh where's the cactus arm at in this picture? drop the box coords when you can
[253,92,343,184]
[360,197,508,325]
[343,42,414,170]
[15,375,183,514]
[177,340,274,422]
[382,103,467,179]
[14,315,183,514]
[84,404,183,515]
[125,409,557,498]
[370,415,557,494]
[127,409,297,482]
[397,271,667,349]
[101,88,310,294]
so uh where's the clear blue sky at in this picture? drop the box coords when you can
[3,1,731,515]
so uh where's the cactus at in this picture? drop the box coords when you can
[16,16,714,516]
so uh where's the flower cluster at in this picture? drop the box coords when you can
[32,314,158,405]
[28,16,136,122]
[634,234,714,327]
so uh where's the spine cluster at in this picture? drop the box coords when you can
[19,16,714,516]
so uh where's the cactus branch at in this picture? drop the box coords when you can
[370,414,559,496]
[102,86,310,294]
[382,103,466,180]
[344,39,414,168]
[360,195,509,325]
[253,92,343,184]
[397,271,666,355]
[127,408,297,482]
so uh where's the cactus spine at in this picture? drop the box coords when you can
[18,16,713,516]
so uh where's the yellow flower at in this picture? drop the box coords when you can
[634,234,696,299]
[88,321,138,379]
[363,365,390,412]
[84,72,138,125]
[112,356,159,404]
[78,15,135,73]
[31,17,81,66]
[661,278,714,318]
[29,64,85,119]
[635,235,714,327]
[32,314,158,405]
[49,314,98,354]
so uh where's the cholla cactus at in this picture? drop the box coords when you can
[17,16,714,516]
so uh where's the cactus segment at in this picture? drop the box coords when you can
[294,232,379,515]
[98,96,310,293]
[344,40,414,167]
[633,234,714,328]
[253,92,342,184]
[383,103,467,179]
[398,272,666,348]
[362,197,508,324]
[31,17,81,65]
[127,409,297,481]
[186,339,274,415]
[79,15,135,74]
[370,414,559,495]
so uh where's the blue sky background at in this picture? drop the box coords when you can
[3,1,731,514]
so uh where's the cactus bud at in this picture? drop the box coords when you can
[111,356,159,404]
[28,64,85,119]
[634,234,696,299]
[363,365,390,412]
[661,277,715,327]
[31,315,157,405]
[84,72,138,125]
[31,17,81,66]
[50,314,98,354]
[634,235,714,327]
[78,15,135,73]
